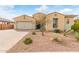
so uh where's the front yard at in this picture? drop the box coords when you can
[7,31,79,52]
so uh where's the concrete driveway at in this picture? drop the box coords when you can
[0,30,28,52]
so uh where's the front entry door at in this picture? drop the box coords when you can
[36,24,41,29]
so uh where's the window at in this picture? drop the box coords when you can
[67,19,69,24]
[53,18,58,28]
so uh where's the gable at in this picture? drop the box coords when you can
[13,15,35,22]
[46,12,65,22]
[47,12,65,17]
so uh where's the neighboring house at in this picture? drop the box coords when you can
[14,15,36,30]
[0,18,14,30]
[14,12,77,31]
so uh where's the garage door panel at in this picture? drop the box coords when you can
[16,22,35,29]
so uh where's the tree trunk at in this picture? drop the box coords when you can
[41,24,45,36]
[42,31,44,36]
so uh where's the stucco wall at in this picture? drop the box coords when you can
[14,15,36,30]
[14,13,75,31]
[64,17,75,31]
[45,12,65,31]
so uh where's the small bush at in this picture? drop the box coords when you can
[32,32,36,35]
[53,29,62,33]
[53,37,63,42]
[53,38,59,42]
[63,32,66,36]
[75,32,79,41]
[24,38,32,45]
[71,21,79,31]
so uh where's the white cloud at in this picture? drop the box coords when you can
[1,5,79,20]
[60,8,73,12]
[0,5,31,20]
[59,8,79,15]
[0,5,16,19]
[0,5,14,10]
[35,5,48,13]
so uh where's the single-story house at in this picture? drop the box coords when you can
[14,12,77,31]
[14,15,36,30]
[0,18,14,30]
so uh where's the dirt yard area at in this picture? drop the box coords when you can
[7,31,79,52]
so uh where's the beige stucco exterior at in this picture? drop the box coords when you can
[45,12,65,31]
[45,12,76,31]
[33,13,46,24]
[14,12,77,31]
[14,15,36,30]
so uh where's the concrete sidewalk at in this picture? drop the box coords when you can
[0,30,28,52]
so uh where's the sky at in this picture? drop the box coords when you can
[0,5,79,20]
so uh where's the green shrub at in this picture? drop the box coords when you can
[32,32,36,35]
[24,38,32,45]
[53,29,62,33]
[71,21,79,40]
[53,38,59,42]
[75,31,79,41]
[71,21,79,32]
[64,32,66,36]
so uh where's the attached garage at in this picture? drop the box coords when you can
[14,15,36,30]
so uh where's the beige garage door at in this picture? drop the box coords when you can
[16,22,35,29]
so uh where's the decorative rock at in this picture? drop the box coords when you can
[57,37,63,42]
[50,38,54,41]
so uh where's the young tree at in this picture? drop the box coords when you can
[71,20,79,40]
[41,16,46,36]
[71,20,79,32]
[33,13,46,36]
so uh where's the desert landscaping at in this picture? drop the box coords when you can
[7,30,79,52]
[0,6,79,52]
[6,12,79,52]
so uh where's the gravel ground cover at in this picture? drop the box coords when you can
[7,31,79,52]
